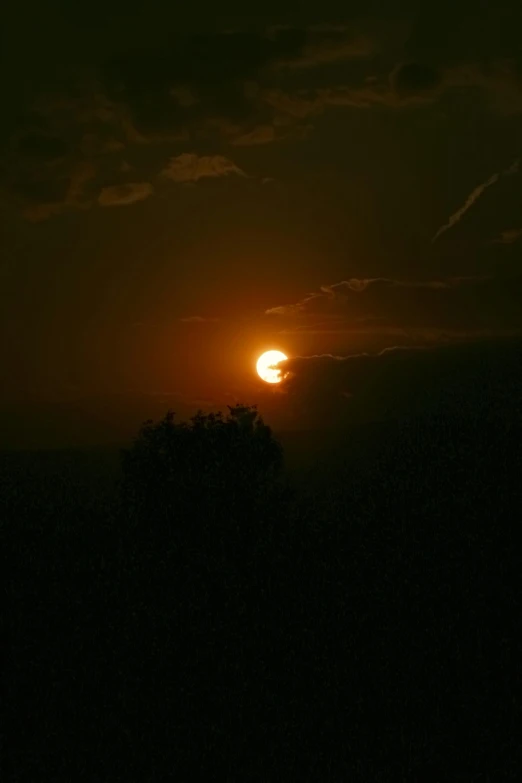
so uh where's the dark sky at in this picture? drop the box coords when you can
[2,0,522,446]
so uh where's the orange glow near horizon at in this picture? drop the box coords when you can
[256,350,288,384]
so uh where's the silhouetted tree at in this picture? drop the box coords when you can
[6,403,522,781]
[119,404,285,545]
[116,404,290,683]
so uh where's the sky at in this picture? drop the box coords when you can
[1,0,522,447]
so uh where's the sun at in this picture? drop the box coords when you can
[256,350,288,384]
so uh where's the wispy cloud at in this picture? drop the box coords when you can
[161,154,246,183]
[265,277,455,316]
[277,341,522,424]
[273,24,376,69]
[432,159,520,242]
[231,125,276,146]
[492,227,522,244]
[264,275,522,338]
[98,182,154,207]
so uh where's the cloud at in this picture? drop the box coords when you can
[4,20,522,219]
[265,276,522,337]
[8,160,97,221]
[103,26,376,99]
[160,153,246,183]
[492,228,522,244]
[432,159,520,242]
[271,339,522,426]
[387,57,522,113]
[271,24,376,68]
[265,277,464,316]
[261,55,522,120]
[0,89,129,218]
[99,28,311,143]
[315,85,392,109]
[98,181,154,206]
[446,60,522,115]
[259,78,438,121]
[103,29,301,95]
[261,89,319,119]
[94,25,411,148]
[390,62,443,96]
[231,125,276,146]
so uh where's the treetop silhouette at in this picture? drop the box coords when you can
[120,404,284,528]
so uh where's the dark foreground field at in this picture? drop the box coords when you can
[3,413,522,781]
